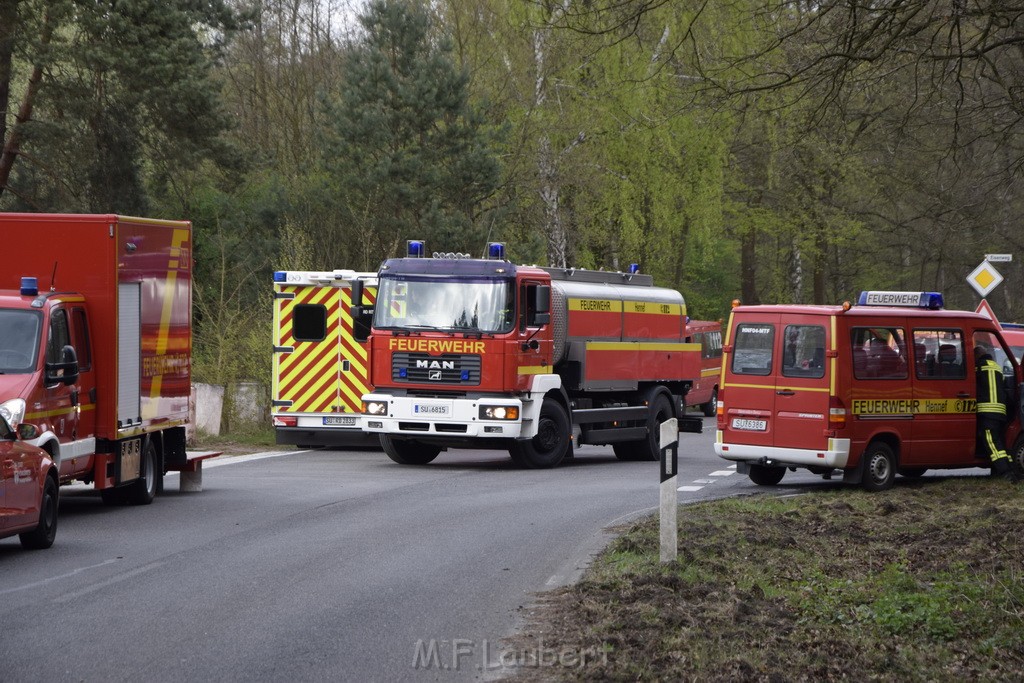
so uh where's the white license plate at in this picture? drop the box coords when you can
[731,418,767,431]
[323,416,357,426]
[414,403,450,416]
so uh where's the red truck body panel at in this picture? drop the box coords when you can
[0,213,191,439]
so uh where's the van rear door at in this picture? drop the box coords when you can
[722,315,780,448]
[772,316,831,452]
[722,312,831,453]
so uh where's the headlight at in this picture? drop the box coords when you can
[363,400,388,416]
[0,398,26,429]
[479,405,519,420]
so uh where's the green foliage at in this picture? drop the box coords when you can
[321,0,501,261]
[1,0,245,212]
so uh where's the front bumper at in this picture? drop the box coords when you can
[361,394,525,439]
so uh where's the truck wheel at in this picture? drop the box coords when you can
[381,436,441,465]
[1011,438,1024,479]
[128,440,158,505]
[748,464,785,486]
[862,441,896,492]
[613,394,673,462]
[701,388,718,418]
[509,399,570,469]
[20,476,58,550]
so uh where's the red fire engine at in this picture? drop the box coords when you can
[715,291,1024,490]
[353,241,703,468]
[0,213,204,505]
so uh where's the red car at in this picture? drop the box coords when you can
[1,410,58,550]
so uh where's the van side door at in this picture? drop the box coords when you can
[909,327,973,464]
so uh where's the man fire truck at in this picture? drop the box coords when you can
[0,213,205,505]
[271,269,378,448]
[352,241,703,468]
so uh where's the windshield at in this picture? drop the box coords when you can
[375,277,514,333]
[0,309,42,373]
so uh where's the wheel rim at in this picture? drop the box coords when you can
[869,453,890,483]
[42,488,56,529]
[145,450,155,493]
[535,416,560,453]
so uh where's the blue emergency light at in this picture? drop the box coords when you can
[407,240,425,258]
[487,242,506,260]
[20,277,38,296]
[629,263,640,274]
[857,291,944,309]
[273,271,287,282]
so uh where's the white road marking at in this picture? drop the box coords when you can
[0,558,120,597]
[54,561,166,603]
[709,470,735,477]
[677,485,704,492]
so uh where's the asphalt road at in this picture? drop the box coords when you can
[1,417,833,682]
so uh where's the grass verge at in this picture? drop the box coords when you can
[506,478,1024,681]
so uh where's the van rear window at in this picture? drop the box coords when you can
[732,323,775,375]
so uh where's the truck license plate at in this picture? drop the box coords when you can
[414,403,450,416]
[731,418,767,431]
[323,416,357,426]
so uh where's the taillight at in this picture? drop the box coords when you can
[273,415,297,427]
[716,388,726,430]
[829,396,847,429]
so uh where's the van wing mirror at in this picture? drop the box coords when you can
[46,345,79,385]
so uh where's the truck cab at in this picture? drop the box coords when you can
[0,281,96,485]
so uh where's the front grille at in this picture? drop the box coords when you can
[392,353,481,385]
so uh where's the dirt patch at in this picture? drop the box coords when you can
[503,478,1024,681]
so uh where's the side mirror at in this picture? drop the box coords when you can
[18,423,39,440]
[46,345,79,385]
[527,285,551,327]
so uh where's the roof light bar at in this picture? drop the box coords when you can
[487,242,506,260]
[857,291,944,309]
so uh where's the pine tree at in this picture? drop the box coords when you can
[323,0,500,259]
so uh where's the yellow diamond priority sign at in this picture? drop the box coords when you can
[967,260,1003,297]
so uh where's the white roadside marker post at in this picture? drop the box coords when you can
[660,418,679,563]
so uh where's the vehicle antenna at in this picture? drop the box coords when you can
[50,262,58,292]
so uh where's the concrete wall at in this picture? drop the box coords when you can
[189,382,268,441]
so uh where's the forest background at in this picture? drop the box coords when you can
[2,0,1023,401]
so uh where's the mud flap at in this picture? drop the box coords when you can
[678,415,703,434]
[843,454,864,484]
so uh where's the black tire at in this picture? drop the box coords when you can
[748,464,785,486]
[862,441,897,492]
[510,398,570,468]
[128,440,158,505]
[613,393,674,462]
[20,475,58,550]
[381,435,441,465]
[701,387,718,418]
[898,467,927,479]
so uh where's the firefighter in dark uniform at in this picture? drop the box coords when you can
[975,344,1017,481]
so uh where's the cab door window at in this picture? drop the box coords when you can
[852,327,908,379]
[912,329,965,379]
[782,325,826,378]
[731,323,775,376]
[46,309,71,365]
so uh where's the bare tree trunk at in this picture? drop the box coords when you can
[0,3,54,200]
